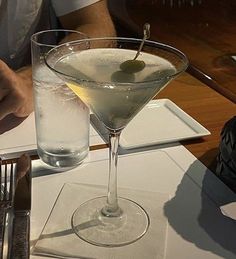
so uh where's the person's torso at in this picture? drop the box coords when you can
[0,0,100,69]
[0,0,56,69]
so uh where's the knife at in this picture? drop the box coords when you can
[9,154,31,259]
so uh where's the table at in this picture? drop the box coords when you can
[108,0,236,102]
[2,72,234,177]
[157,72,236,172]
[1,44,234,259]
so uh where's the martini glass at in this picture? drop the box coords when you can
[45,37,188,247]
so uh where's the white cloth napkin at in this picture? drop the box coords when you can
[32,183,169,259]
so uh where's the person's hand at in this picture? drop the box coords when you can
[0,60,33,120]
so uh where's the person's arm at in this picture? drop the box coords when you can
[0,61,33,120]
[58,0,116,38]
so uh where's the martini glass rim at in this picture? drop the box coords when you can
[44,36,189,86]
[31,29,88,48]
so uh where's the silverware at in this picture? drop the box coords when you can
[0,160,14,258]
[9,154,31,259]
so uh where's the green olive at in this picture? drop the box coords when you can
[111,70,135,83]
[120,59,146,74]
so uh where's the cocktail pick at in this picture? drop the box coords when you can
[120,23,150,74]
[133,23,150,60]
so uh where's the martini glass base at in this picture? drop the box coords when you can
[71,196,150,247]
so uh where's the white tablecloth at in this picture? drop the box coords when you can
[30,144,236,259]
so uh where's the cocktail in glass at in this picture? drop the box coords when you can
[45,37,188,247]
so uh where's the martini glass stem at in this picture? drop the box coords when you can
[102,130,122,217]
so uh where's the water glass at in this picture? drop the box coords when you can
[31,30,89,167]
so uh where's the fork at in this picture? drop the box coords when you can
[0,160,14,258]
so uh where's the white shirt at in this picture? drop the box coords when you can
[0,0,99,69]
